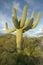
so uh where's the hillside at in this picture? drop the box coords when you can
[0,34,43,65]
[0,34,43,53]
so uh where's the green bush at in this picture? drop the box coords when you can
[0,34,42,65]
[0,52,39,65]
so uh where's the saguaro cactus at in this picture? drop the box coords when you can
[5,6,41,52]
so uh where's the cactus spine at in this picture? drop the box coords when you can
[5,6,41,52]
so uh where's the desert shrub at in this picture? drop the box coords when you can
[23,37,41,57]
[0,34,42,65]
[0,52,39,65]
[14,53,39,65]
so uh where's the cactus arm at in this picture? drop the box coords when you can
[6,28,16,33]
[5,22,16,33]
[18,19,21,28]
[22,18,34,32]
[31,11,34,18]
[22,18,33,29]
[32,12,41,29]
[12,8,17,19]
[5,22,8,30]
[12,8,19,28]
[22,19,31,30]
[12,17,19,28]
[20,6,28,28]
[22,11,34,32]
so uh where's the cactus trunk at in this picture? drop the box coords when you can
[16,29,23,52]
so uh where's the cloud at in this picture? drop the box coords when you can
[25,0,34,5]
[0,1,22,21]
[0,12,6,28]
[0,1,22,33]
[34,28,43,36]
[0,11,12,31]
[3,2,12,10]
[23,28,43,37]
[1,1,22,12]
[12,1,22,12]
[25,0,42,10]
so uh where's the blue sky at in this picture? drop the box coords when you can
[0,0,43,36]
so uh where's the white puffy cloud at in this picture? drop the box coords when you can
[34,28,43,36]
[23,28,43,37]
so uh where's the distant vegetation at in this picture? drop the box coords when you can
[0,34,43,65]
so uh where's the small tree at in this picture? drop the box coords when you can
[5,5,41,52]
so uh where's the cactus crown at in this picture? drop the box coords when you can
[5,5,41,33]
